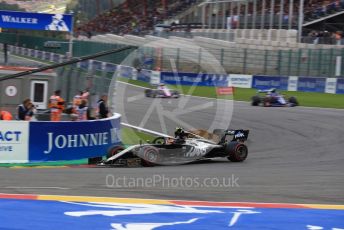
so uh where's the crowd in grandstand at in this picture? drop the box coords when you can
[304,0,344,20]
[74,0,197,37]
[74,0,344,38]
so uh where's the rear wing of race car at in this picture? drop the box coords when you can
[219,129,249,144]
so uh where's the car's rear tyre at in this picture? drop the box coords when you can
[144,89,151,97]
[251,96,261,106]
[288,96,298,106]
[172,90,180,98]
[226,141,248,162]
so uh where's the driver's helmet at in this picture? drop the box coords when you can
[174,127,185,138]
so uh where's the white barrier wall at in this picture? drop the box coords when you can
[0,114,121,163]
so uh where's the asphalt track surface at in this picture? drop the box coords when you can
[1,82,343,205]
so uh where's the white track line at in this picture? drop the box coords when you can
[121,122,171,138]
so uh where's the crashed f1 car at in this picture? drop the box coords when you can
[99,128,249,167]
[251,88,298,107]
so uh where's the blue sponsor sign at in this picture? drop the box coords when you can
[161,72,228,87]
[37,51,43,59]
[28,115,121,161]
[105,63,117,72]
[118,65,134,78]
[297,77,326,93]
[137,69,151,83]
[0,199,343,230]
[79,60,89,70]
[92,61,102,71]
[29,49,35,57]
[52,53,60,63]
[336,78,344,94]
[252,76,289,90]
[44,52,51,61]
[0,11,73,32]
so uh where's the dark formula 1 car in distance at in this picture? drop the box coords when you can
[144,84,180,98]
[99,128,250,167]
[251,88,299,107]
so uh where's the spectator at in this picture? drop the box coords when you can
[72,90,83,111]
[97,95,109,119]
[17,98,32,120]
[75,99,89,121]
[48,90,65,121]
[81,88,90,103]
[24,103,35,121]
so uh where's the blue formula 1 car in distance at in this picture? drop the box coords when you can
[251,88,299,107]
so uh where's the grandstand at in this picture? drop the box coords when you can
[72,1,343,77]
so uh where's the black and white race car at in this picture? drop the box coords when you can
[144,84,180,98]
[99,128,249,167]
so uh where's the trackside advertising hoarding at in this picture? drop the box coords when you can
[0,11,73,32]
[228,74,252,88]
[28,115,121,161]
[336,78,344,94]
[252,76,289,90]
[0,121,29,163]
[297,77,326,93]
[0,115,121,163]
[161,72,228,87]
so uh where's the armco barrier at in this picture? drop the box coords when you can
[0,114,121,163]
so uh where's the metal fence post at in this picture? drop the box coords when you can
[341,49,344,77]
[220,48,224,66]
[287,49,292,76]
[264,49,268,75]
[198,48,202,73]
[318,48,322,77]
[243,48,247,74]
[297,49,302,76]
[176,48,180,71]
[277,50,282,76]
[307,49,311,77]
[329,48,334,77]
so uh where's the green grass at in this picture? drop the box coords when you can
[121,127,157,145]
[119,78,344,109]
